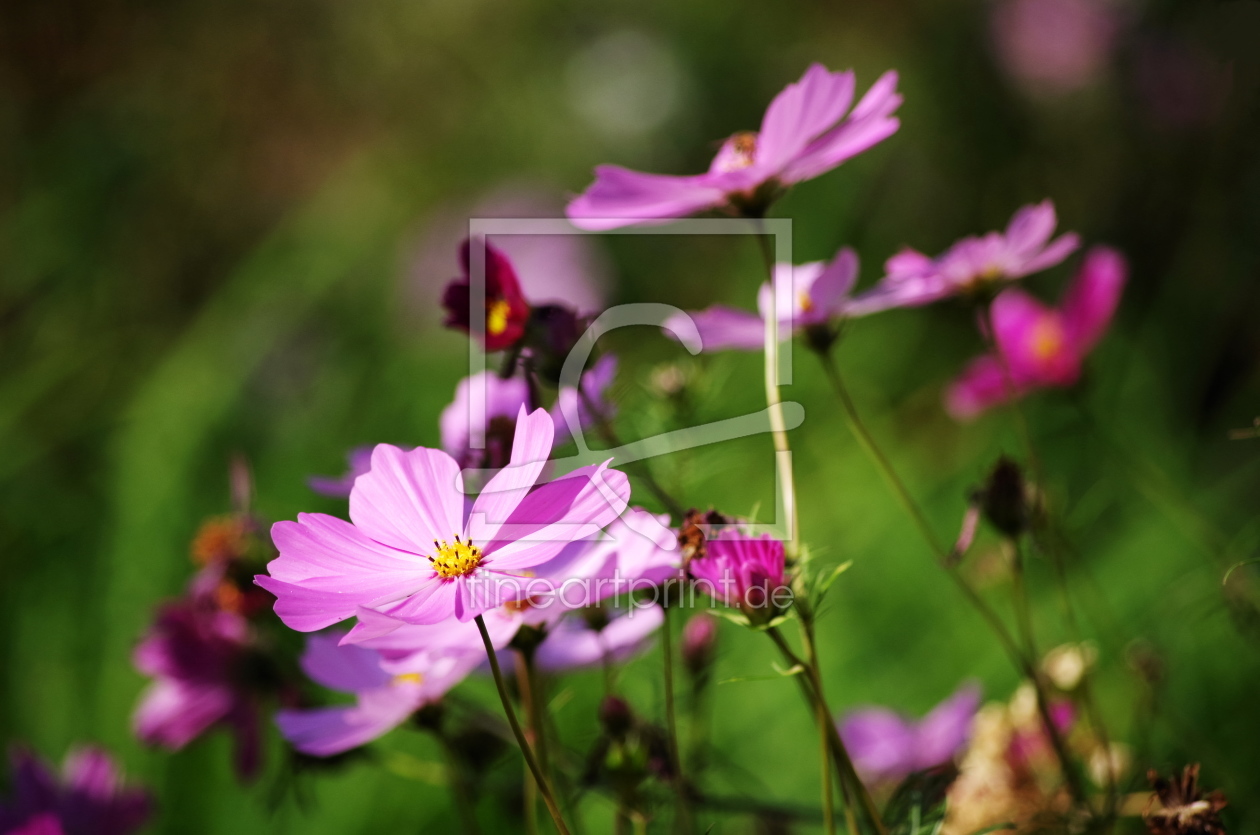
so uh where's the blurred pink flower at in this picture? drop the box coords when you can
[0,747,151,835]
[840,682,982,784]
[258,408,630,630]
[946,246,1127,419]
[851,200,1079,314]
[276,633,478,756]
[533,606,665,671]
[990,0,1122,96]
[664,248,859,352]
[567,64,901,229]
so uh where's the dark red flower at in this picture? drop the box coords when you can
[442,239,531,351]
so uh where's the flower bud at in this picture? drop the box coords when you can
[599,695,635,739]
[680,612,718,678]
[978,456,1031,538]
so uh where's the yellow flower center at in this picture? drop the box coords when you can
[1029,318,1065,363]
[486,298,512,336]
[430,535,482,578]
[393,673,424,686]
[798,291,814,313]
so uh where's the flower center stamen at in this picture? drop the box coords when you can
[430,535,482,578]
[486,298,512,336]
[712,131,759,173]
[393,673,424,686]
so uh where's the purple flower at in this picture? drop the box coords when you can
[550,354,618,446]
[664,249,859,352]
[533,606,665,671]
[276,634,479,756]
[839,682,982,784]
[567,64,901,229]
[439,373,532,471]
[850,201,1080,314]
[946,246,1126,419]
[0,747,151,835]
[308,447,375,499]
[132,598,264,779]
[990,0,1122,97]
[257,407,631,630]
[441,239,531,352]
[687,529,787,623]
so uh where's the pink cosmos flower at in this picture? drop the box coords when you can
[566,64,902,229]
[839,683,982,784]
[687,529,787,622]
[0,747,151,835]
[850,201,1080,314]
[946,246,1127,419]
[132,598,264,779]
[533,606,665,671]
[309,447,375,499]
[257,407,631,630]
[276,633,480,756]
[663,249,859,352]
[441,239,532,352]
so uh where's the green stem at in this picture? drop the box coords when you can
[476,616,571,835]
[660,605,694,833]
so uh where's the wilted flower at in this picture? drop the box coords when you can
[852,201,1079,314]
[1144,764,1227,835]
[276,633,480,756]
[946,246,1126,419]
[258,407,630,629]
[0,747,151,835]
[567,64,901,229]
[688,529,788,624]
[308,447,375,499]
[442,239,531,352]
[839,682,981,784]
[664,249,859,352]
[132,598,267,779]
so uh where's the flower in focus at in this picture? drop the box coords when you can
[567,64,901,229]
[990,0,1122,97]
[276,633,480,756]
[945,246,1126,419]
[1144,764,1227,835]
[258,407,631,630]
[533,605,665,671]
[839,682,981,785]
[664,249,859,352]
[851,201,1080,314]
[132,598,266,779]
[0,747,152,835]
[687,528,788,625]
[441,238,531,352]
[308,447,375,499]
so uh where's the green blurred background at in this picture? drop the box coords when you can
[2,0,1259,831]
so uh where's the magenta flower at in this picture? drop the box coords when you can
[441,239,531,352]
[946,246,1127,419]
[0,747,152,835]
[566,64,902,229]
[664,249,859,352]
[850,201,1080,314]
[533,606,665,671]
[276,633,479,756]
[257,407,631,630]
[687,530,787,623]
[309,447,375,499]
[132,598,264,779]
[839,682,982,784]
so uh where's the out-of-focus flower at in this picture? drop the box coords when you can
[132,598,265,779]
[441,239,531,352]
[258,407,630,630]
[309,447,375,499]
[551,354,618,447]
[0,747,151,835]
[839,682,982,785]
[533,605,665,671]
[946,246,1126,419]
[688,529,788,625]
[680,612,718,678]
[276,634,479,756]
[1144,764,1227,835]
[990,0,1123,96]
[567,64,901,229]
[1042,642,1098,691]
[852,201,1079,315]
[440,372,532,471]
[664,249,859,352]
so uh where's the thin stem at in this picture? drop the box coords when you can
[515,651,543,835]
[475,615,571,835]
[660,605,694,833]
[578,386,685,518]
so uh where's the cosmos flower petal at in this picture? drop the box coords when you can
[912,682,982,770]
[255,571,432,633]
[299,633,393,693]
[132,679,235,749]
[757,64,856,173]
[468,407,554,544]
[944,354,1019,420]
[269,514,423,583]
[990,288,1063,380]
[534,606,664,671]
[807,248,860,317]
[276,688,421,757]
[362,578,459,627]
[666,305,768,353]
[781,71,902,183]
[1011,231,1080,277]
[1003,199,1058,255]
[1061,246,1126,352]
[439,373,531,464]
[565,166,728,231]
[349,445,466,556]
[839,709,919,783]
